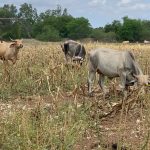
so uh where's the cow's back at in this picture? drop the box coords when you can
[66,41,81,57]
[0,42,10,56]
[88,48,135,77]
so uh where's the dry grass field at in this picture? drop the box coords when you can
[0,39,150,150]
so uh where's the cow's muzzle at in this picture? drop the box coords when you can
[126,79,136,86]
[72,56,83,61]
[19,44,23,48]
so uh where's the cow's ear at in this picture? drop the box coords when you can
[9,43,16,48]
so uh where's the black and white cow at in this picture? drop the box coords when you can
[61,40,86,65]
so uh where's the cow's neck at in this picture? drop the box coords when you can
[15,47,20,54]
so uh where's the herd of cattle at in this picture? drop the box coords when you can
[0,39,149,99]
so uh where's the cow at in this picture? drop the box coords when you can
[122,41,129,44]
[60,40,86,65]
[87,48,149,98]
[0,39,23,80]
[144,40,150,44]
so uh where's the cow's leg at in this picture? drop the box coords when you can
[65,54,69,62]
[88,71,96,96]
[3,60,10,81]
[11,58,17,65]
[119,71,128,100]
[98,74,109,98]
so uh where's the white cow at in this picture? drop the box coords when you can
[87,48,149,98]
[122,41,129,44]
[144,40,150,44]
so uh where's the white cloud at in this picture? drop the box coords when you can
[129,3,150,10]
[120,0,132,5]
[88,0,106,6]
[117,0,142,7]
[117,0,150,10]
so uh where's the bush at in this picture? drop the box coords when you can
[36,25,61,42]
[91,28,116,42]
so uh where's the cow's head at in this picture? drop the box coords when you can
[10,39,23,49]
[133,74,150,86]
[72,56,84,66]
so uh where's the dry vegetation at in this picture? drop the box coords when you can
[0,39,150,150]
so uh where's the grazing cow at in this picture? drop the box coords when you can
[122,41,129,44]
[60,40,86,65]
[87,48,149,98]
[144,40,150,44]
[0,39,23,64]
[0,39,23,79]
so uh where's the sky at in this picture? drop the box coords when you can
[0,0,150,28]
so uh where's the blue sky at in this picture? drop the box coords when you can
[0,0,150,28]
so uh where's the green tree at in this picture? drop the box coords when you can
[118,17,142,42]
[141,20,150,41]
[62,8,68,16]
[36,25,60,41]
[35,6,72,39]
[0,4,18,39]
[67,17,91,39]
[104,20,121,33]
[18,3,38,38]
[91,28,116,42]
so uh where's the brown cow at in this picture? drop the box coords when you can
[0,39,23,79]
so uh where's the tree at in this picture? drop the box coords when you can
[62,8,68,16]
[118,17,142,42]
[0,4,18,39]
[36,25,60,41]
[141,20,150,41]
[91,28,116,42]
[18,3,38,38]
[67,17,91,39]
[104,24,113,33]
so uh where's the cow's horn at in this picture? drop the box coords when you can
[9,37,15,42]
[133,74,138,79]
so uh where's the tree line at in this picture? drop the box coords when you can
[0,3,150,42]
